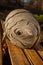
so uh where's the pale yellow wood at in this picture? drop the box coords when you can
[24,49,43,65]
[34,42,43,60]
[6,38,30,65]
[34,31,43,59]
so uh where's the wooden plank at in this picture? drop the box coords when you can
[38,50,43,60]
[0,22,2,65]
[24,49,43,65]
[24,31,43,65]
[34,31,43,60]
[5,38,30,65]
[34,42,43,60]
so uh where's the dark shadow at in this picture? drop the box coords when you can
[2,48,12,65]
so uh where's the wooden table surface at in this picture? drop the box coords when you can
[1,21,43,65]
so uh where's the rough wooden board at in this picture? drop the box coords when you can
[5,38,43,65]
[5,38,30,65]
[34,31,43,60]
[0,22,2,65]
[38,50,43,60]
[34,42,43,60]
[24,49,43,65]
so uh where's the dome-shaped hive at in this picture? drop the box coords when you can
[4,9,40,48]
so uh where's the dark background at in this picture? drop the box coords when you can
[0,0,43,20]
[0,0,43,14]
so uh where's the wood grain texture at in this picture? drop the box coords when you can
[5,38,30,65]
[24,49,43,65]
[34,42,43,60]
[34,31,43,60]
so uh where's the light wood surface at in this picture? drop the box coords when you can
[6,38,30,65]
[5,38,43,65]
